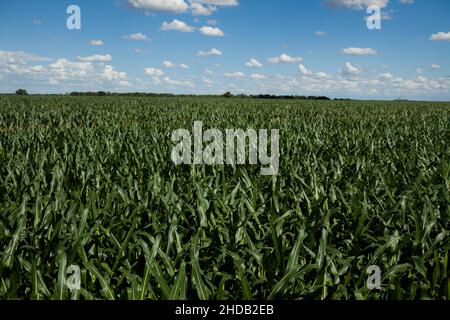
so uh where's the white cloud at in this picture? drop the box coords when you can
[144,67,164,76]
[164,76,195,87]
[224,71,245,79]
[205,69,214,75]
[198,48,222,56]
[206,19,218,26]
[151,76,162,85]
[245,58,263,68]
[315,31,326,37]
[378,72,393,81]
[342,62,361,76]
[250,73,267,80]
[399,0,414,4]
[90,40,104,46]
[161,19,196,32]
[316,72,330,78]
[199,26,225,36]
[342,47,377,56]
[49,59,94,79]
[102,65,127,81]
[298,64,312,76]
[32,19,43,25]
[203,77,215,86]
[191,2,217,15]
[323,0,389,10]
[194,0,238,6]
[430,64,441,70]
[123,33,151,41]
[0,51,49,64]
[78,54,112,62]
[430,31,450,42]
[180,64,190,69]
[163,60,177,68]
[128,0,189,13]
[0,52,132,89]
[268,54,302,64]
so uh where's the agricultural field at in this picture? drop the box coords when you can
[0,95,449,300]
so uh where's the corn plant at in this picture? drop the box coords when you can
[0,96,449,300]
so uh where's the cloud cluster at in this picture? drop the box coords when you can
[161,19,195,32]
[430,31,450,42]
[128,0,238,15]
[198,48,222,56]
[268,54,302,64]
[0,51,130,89]
[323,0,389,10]
[245,58,263,68]
[123,33,151,41]
[342,47,377,56]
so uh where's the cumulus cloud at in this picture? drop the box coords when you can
[224,71,245,79]
[197,48,222,56]
[102,65,127,82]
[203,77,215,86]
[194,0,238,6]
[245,58,263,68]
[316,72,330,78]
[163,61,176,68]
[123,33,151,41]
[323,0,389,10]
[144,67,164,76]
[78,54,112,62]
[315,31,326,37]
[0,51,131,89]
[128,0,189,13]
[191,2,217,15]
[342,62,362,76]
[430,64,441,70]
[250,73,267,80]
[342,47,377,56]
[378,72,393,81]
[199,26,225,36]
[90,40,103,46]
[0,51,49,64]
[430,31,450,42]
[162,61,189,69]
[164,76,194,87]
[161,19,196,32]
[298,64,312,76]
[49,59,94,79]
[268,54,302,64]
[206,19,218,26]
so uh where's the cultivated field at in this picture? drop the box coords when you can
[0,96,449,300]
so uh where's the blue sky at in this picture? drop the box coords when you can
[0,0,449,100]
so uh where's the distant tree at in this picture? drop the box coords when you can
[223,91,233,98]
[15,89,28,96]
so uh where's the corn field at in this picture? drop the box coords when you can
[0,96,449,300]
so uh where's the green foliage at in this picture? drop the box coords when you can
[15,89,28,96]
[0,96,449,300]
